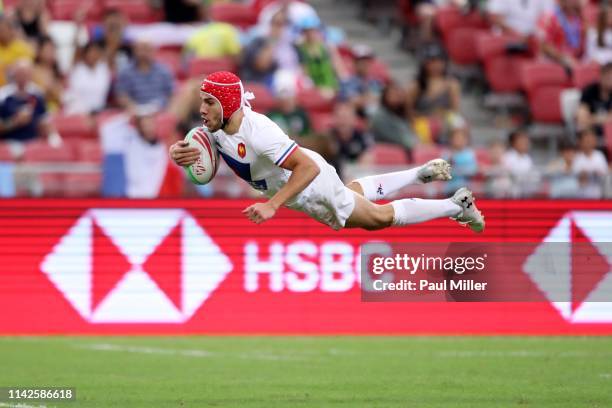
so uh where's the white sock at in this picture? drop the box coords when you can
[355,167,422,201]
[391,198,461,226]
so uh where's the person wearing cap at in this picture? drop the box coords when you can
[169,71,485,233]
[294,14,346,96]
[339,44,384,117]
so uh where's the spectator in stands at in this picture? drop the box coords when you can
[410,0,474,44]
[64,41,111,115]
[295,14,346,97]
[101,105,181,198]
[576,62,612,135]
[161,0,206,24]
[405,43,461,144]
[257,0,320,39]
[370,81,416,162]
[32,36,62,112]
[266,74,312,139]
[115,37,175,112]
[11,0,49,43]
[0,15,34,86]
[502,128,540,197]
[183,9,241,61]
[241,34,279,87]
[488,0,554,39]
[573,127,609,198]
[0,59,60,145]
[537,0,585,70]
[328,103,373,180]
[443,124,478,194]
[241,10,300,87]
[483,140,513,198]
[547,139,580,198]
[585,3,612,65]
[339,44,384,118]
[90,8,132,72]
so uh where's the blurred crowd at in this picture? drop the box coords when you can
[0,0,610,199]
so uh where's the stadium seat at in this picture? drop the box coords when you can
[371,143,410,165]
[309,112,335,135]
[63,173,102,197]
[51,113,97,140]
[484,55,531,93]
[368,58,392,84]
[37,173,66,197]
[187,57,238,79]
[0,143,13,162]
[445,27,487,66]
[156,49,185,79]
[75,140,103,163]
[210,2,257,30]
[23,141,75,162]
[528,86,565,123]
[573,63,600,89]
[50,0,102,22]
[435,6,487,42]
[103,0,162,23]
[520,61,569,94]
[413,145,442,164]
[244,83,277,113]
[297,89,335,114]
[476,33,516,60]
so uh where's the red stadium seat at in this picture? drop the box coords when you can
[38,173,66,197]
[484,55,531,93]
[435,6,487,42]
[75,140,103,163]
[51,0,102,22]
[520,61,569,94]
[187,57,238,79]
[309,112,334,134]
[63,173,102,197]
[244,83,277,113]
[156,49,185,79]
[476,32,522,60]
[413,145,442,164]
[103,0,161,23]
[52,113,97,140]
[297,88,335,113]
[210,2,258,30]
[445,27,488,65]
[371,143,410,165]
[0,143,13,162]
[528,85,565,123]
[573,63,600,89]
[23,142,75,162]
[368,58,391,84]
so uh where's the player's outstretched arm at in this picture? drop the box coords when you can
[243,148,320,224]
[169,140,200,167]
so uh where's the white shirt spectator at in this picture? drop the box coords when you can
[585,28,612,65]
[488,0,554,36]
[502,148,540,197]
[573,149,608,198]
[64,62,111,114]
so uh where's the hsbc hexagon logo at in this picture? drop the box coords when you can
[40,209,233,323]
[523,211,612,323]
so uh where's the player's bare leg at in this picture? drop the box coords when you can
[344,186,485,233]
[346,158,451,200]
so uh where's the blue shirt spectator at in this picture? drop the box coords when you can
[0,65,47,142]
[444,127,478,194]
[115,38,174,110]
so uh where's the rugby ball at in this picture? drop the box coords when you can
[183,126,219,185]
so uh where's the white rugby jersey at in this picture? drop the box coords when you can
[210,106,300,197]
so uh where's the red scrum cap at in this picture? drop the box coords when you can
[200,71,254,121]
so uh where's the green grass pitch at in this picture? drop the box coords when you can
[1,336,612,407]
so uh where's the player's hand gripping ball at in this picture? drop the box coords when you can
[171,127,219,185]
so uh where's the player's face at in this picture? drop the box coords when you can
[200,94,223,132]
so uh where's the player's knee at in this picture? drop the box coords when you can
[364,206,393,231]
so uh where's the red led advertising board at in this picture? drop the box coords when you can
[0,199,611,335]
